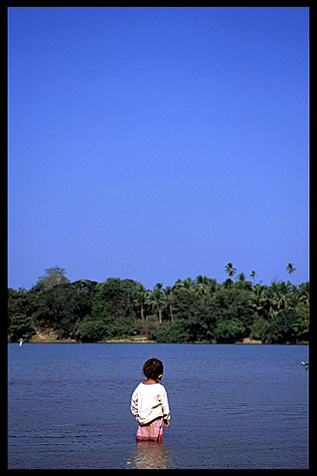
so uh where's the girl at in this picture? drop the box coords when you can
[131,358,170,442]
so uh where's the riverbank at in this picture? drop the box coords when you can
[11,327,304,344]
[28,329,154,343]
[23,330,308,344]
[28,329,256,344]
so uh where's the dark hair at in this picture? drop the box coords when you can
[142,358,164,380]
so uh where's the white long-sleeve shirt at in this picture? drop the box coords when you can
[130,382,170,425]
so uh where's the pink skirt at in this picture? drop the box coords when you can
[136,417,164,442]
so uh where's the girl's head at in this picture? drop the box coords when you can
[142,358,164,381]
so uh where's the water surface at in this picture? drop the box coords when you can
[8,343,309,469]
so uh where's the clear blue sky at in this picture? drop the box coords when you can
[8,7,309,290]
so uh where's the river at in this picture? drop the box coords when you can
[8,343,309,469]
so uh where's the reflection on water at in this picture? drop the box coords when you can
[126,440,173,469]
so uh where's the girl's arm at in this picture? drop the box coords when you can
[130,390,139,420]
[161,388,170,421]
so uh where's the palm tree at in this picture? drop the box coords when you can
[277,281,291,309]
[172,278,184,293]
[147,285,165,323]
[208,278,218,295]
[249,284,270,318]
[173,277,194,294]
[267,280,280,312]
[269,280,291,310]
[163,286,175,322]
[298,282,309,306]
[194,275,209,298]
[183,277,194,292]
[225,263,236,279]
[250,270,257,285]
[135,284,149,321]
[286,263,296,283]
[194,275,210,285]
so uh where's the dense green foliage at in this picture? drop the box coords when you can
[8,266,309,344]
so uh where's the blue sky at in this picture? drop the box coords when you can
[8,7,309,290]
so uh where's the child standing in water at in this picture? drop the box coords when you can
[131,358,170,442]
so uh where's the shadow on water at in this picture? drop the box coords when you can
[126,440,175,469]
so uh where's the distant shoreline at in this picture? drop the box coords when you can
[15,335,308,345]
[10,328,307,345]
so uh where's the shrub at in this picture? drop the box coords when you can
[79,319,108,342]
[9,314,36,342]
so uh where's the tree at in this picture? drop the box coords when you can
[78,317,108,342]
[9,314,36,342]
[163,286,175,322]
[8,288,27,328]
[277,281,292,310]
[173,277,195,295]
[225,263,236,279]
[263,308,300,344]
[32,282,80,338]
[90,278,138,339]
[194,275,209,298]
[7,267,309,344]
[215,317,245,343]
[92,278,139,321]
[250,270,257,284]
[249,284,270,318]
[208,278,218,295]
[286,263,296,283]
[71,279,98,320]
[267,280,292,312]
[36,266,69,290]
[147,285,165,323]
[135,284,150,321]
[298,282,309,306]
[156,319,191,343]
[251,316,269,341]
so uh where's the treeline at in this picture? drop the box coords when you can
[8,266,309,344]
